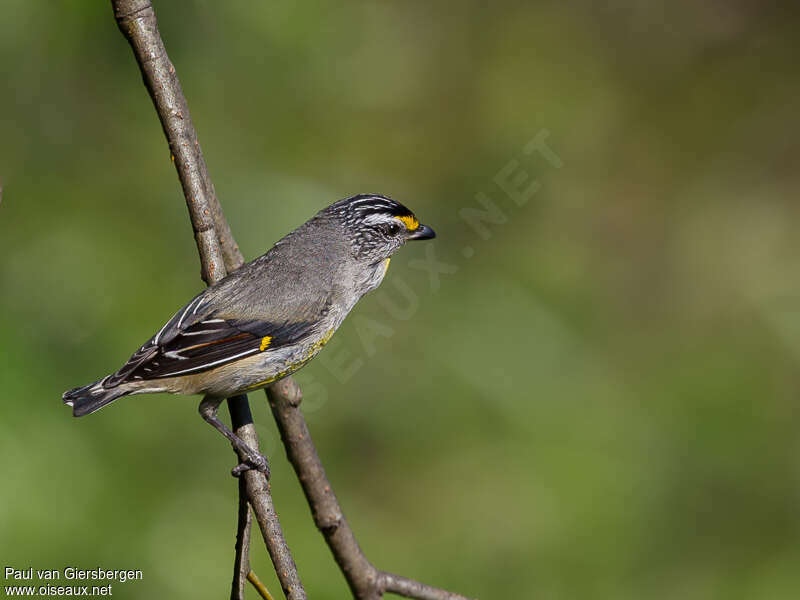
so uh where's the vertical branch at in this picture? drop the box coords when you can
[231,476,252,600]
[110,2,304,598]
[111,0,220,284]
[230,393,305,598]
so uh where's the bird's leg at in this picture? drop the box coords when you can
[199,395,270,478]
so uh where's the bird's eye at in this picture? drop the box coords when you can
[386,222,401,236]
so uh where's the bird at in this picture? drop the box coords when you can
[63,194,436,475]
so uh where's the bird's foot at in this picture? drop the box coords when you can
[231,448,270,479]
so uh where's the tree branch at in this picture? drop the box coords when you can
[111,1,474,598]
[266,379,475,600]
[231,475,252,600]
[110,2,304,599]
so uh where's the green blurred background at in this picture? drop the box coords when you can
[2,1,800,598]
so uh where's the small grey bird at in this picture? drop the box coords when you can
[63,194,435,474]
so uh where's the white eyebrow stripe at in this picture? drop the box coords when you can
[362,213,396,226]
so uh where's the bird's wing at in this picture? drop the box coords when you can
[105,239,338,388]
[105,290,316,385]
[128,316,315,380]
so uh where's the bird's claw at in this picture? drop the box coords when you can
[231,451,270,479]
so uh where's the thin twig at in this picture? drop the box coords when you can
[110,2,304,599]
[266,379,476,600]
[248,571,276,600]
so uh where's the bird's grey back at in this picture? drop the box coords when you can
[205,213,351,326]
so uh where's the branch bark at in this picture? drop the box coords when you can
[267,379,475,600]
[110,2,304,599]
[231,475,252,600]
[111,1,475,598]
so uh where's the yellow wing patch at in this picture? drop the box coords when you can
[259,336,272,351]
[395,214,419,231]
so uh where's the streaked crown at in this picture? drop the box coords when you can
[323,194,434,261]
[328,194,419,229]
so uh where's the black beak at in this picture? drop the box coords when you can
[408,224,436,240]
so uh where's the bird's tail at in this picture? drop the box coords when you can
[62,377,132,417]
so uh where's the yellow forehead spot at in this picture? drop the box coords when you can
[395,215,419,231]
[259,336,272,351]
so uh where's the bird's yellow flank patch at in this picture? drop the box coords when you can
[395,214,419,231]
[259,336,272,351]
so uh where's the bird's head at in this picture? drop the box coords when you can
[325,194,436,263]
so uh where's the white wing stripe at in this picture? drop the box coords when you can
[153,310,178,345]
[192,298,205,315]
[155,348,260,378]
[177,297,199,329]
[178,329,220,337]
